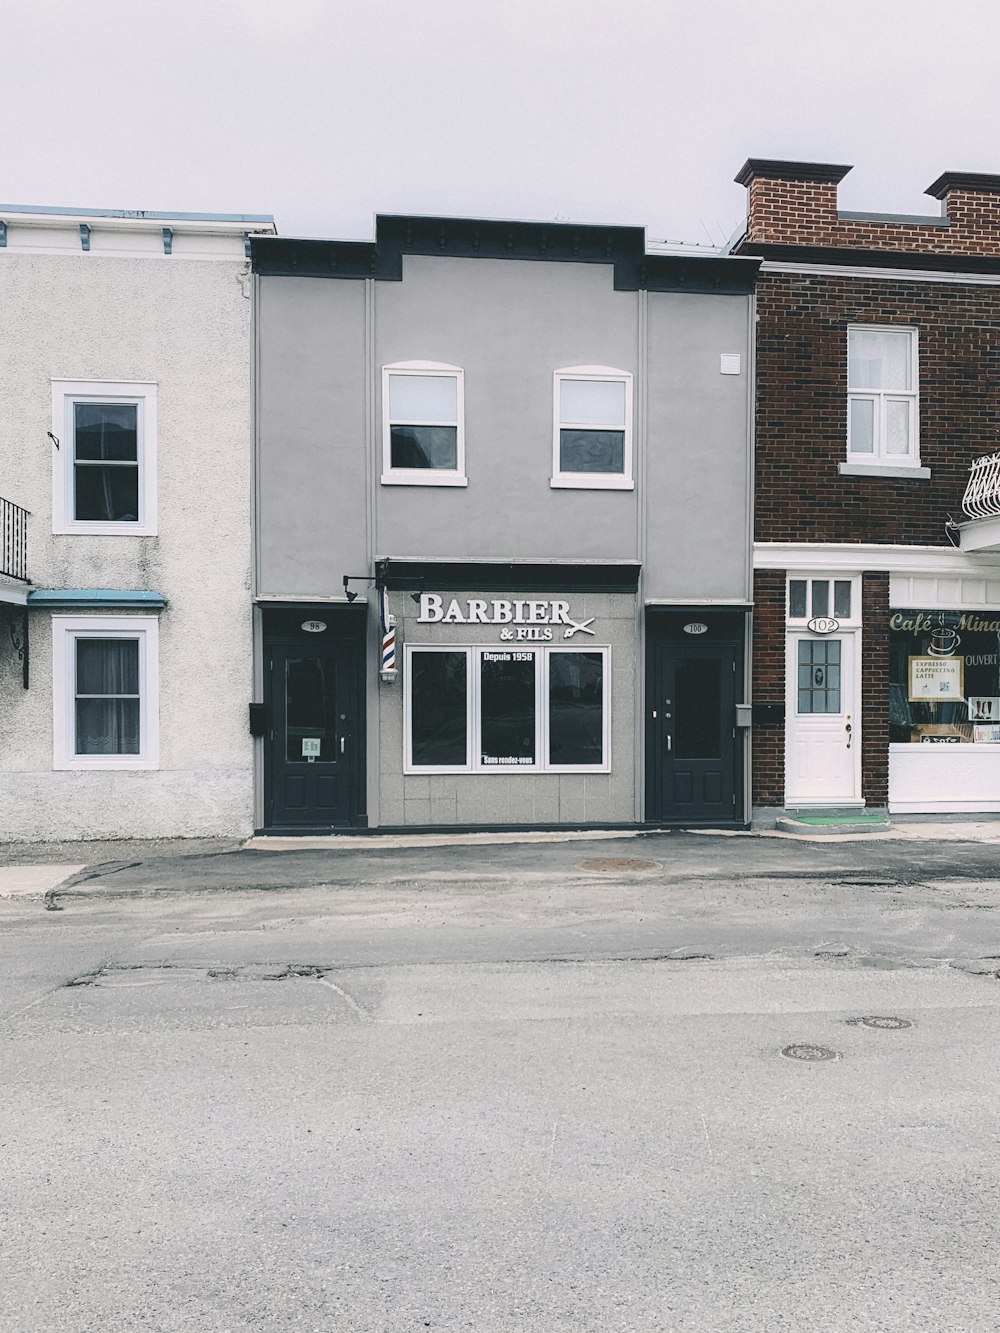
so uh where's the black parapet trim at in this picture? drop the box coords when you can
[926,171,1000,200]
[251,216,759,294]
[380,559,641,594]
[734,159,852,187]
[736,241,1000,276]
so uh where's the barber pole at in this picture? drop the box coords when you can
[379,587,397,680]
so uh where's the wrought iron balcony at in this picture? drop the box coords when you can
[0,496,29,582]
[962,452,1000,520]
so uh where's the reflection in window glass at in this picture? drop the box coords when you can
[411,651,467,766]
[788,580,807,619]
[74,403,140,521]
[675,658,721,759]
[286,656,337,763]
[480,652,535,765]
[549,653,603,765]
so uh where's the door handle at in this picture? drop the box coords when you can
[845,722,852,749]
[666,735,672,752]
[340,736,345,755]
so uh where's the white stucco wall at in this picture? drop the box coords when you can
[0,249,255,840]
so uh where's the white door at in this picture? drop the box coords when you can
[785,632,860,806]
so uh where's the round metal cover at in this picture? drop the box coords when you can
[860,1015,912,1030]
[781,1043,838,1062]
[577,857,660,873]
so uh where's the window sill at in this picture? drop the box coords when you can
[839,462,930,480]
[53,523,158,537]
[550,475,634,491]
[381,472,468,488]
[54,756,158,771]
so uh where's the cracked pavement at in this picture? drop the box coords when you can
[3,832,1000,1330]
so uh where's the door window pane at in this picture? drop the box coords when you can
[797,640,841,714]
[75,639,140,755]
[480,651,535,765]
[411,651,467,766]
[548,652,603,765]
[286,656,337,763]
[674,658,721,759]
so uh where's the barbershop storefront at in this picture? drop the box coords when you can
[257,566,749,832]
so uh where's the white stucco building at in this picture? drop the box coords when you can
[0,204,275,841]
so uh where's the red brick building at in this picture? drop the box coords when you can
[732,159,1000,819]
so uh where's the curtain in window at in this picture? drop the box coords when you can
[75,639,141,754]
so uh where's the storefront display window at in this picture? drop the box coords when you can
[889,609,1000,743]
[405,645,609,772]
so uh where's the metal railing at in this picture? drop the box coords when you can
[963,452,1000,520]
[0,496,29,582]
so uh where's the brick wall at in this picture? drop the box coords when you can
[754,271,1000,544]
[752,569,785,806]
[745,176,1000,256]
[861,573,890,806]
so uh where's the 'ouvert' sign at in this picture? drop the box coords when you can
[417,593,595,640]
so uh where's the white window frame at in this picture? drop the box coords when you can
[786,574,861,629]
[551,366,634,491]
[52,615,160,770]
[380,361,467,487]
[403,643,611,774]
[845,327,921,472]
[51,380,158,535]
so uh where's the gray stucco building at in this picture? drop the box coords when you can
[250,217,759,832]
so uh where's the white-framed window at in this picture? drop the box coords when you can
[404,644,610,774]
[551,366,634,490]
[52,615,160,770]
[381,362,466,486]
[51,380,158,535]
[786,575,860,627]
[846,327,919,467]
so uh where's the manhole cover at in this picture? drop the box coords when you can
[860,1015,912,1030]
[781,1043,838,1062]
[577,857,660,873]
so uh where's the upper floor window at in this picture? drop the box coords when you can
[552,367,634,490]
[381,362,466,487]
[846,327,919,468]
[51,380,158,535]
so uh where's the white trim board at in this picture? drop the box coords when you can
[755,543,1000,575]
[760,260,1000,288]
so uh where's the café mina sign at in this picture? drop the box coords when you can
[891,612,1000,634]
[417,593,595,640]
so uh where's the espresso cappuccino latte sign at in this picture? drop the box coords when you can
[417,593,596,641]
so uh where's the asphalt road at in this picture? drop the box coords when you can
[3,834,1000,1331]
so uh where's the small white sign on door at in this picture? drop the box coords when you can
[301,737,321,758]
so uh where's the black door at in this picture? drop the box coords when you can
[647,641,739,824]
[268,643,360,828]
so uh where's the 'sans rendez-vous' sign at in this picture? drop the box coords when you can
[417,593,595,641]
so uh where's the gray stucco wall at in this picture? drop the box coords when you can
[644,292,753,602]
[372,590,637,826]
[256,255,752,602]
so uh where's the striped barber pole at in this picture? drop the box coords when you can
[380,587,397,677]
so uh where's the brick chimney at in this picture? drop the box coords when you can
[734,159,852,246]
[925,172,1000,240]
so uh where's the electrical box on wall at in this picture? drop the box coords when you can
[249,703,268,736]
[735,704,752,728]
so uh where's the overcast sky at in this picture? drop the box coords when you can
[4,0,1000,246]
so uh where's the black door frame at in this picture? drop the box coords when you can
[261,605,368,832]
[645,608,748,827]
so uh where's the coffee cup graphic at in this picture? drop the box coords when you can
[928,627,960,656]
